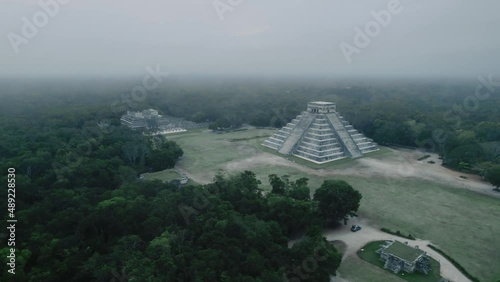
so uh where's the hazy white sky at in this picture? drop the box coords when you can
[1,0,499,77]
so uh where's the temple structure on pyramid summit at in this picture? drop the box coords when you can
[262,101,379,164]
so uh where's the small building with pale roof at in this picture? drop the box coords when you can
[377,240,431,274]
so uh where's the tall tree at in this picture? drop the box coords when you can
[269,174,286,195]
[288,177,311,201]
[486,165,500,191]
[313,180,362,226]
[286,236,342,282]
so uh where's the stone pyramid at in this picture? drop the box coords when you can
[262,101,379,164]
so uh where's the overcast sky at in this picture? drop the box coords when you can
[1,0,499,78]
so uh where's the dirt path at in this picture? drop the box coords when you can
[323,217,472,282]
[181,147,499,198]
[221,147,499,198]
[176,142,499,199]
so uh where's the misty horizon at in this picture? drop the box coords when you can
[2,0,500,78]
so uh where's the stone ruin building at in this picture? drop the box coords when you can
[120,109,204,132]
[262,101,378,164]
[377,240,431,275]
[120,109,160,130]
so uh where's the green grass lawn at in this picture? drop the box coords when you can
[339,255,404,282]
[358,241,442,282]
[164,129,500,282]
[142,169,182,182]
[142,169,200,186]
[166,129,268,176]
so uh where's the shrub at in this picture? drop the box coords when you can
[418,155,431,161]
[380,228,415,240]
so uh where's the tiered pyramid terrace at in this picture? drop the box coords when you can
[262,101,378,164]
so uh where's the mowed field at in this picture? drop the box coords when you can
[142,169,181,182]
[167,128,500,282]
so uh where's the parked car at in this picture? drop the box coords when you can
[351,225,362,232]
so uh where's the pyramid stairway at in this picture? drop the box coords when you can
[262,101,379,164]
